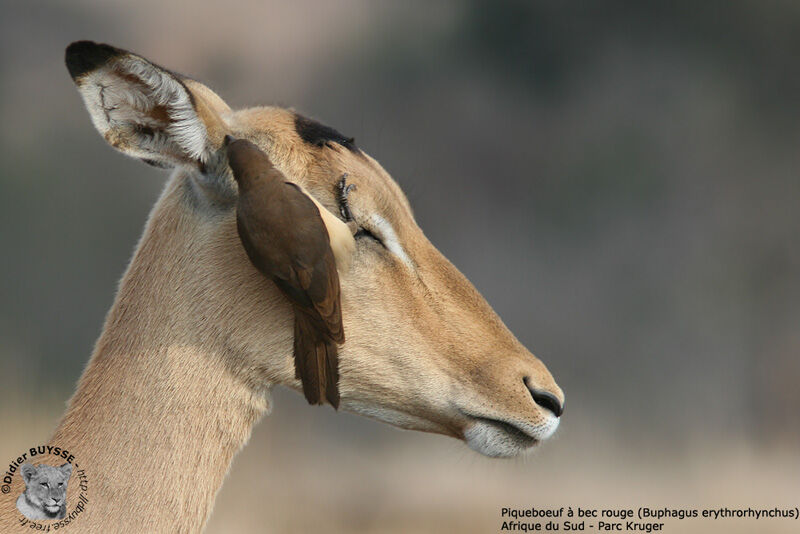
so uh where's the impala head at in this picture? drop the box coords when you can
[65,41,563,458]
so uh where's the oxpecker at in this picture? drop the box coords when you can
[226,137,347,408]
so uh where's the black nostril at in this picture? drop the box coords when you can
[525,379,563,417]
[532,390,563,417]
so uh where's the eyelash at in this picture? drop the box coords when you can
[336,174,383,246]
[336,174,356,221]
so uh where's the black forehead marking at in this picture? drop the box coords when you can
[294,113,359,153]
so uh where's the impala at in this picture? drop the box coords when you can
[1,41,563,533]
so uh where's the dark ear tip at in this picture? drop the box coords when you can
[65,40,124,81]
[223,134,237,147]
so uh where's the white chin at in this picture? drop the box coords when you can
[45,505,61,513]
[464,418,559,458]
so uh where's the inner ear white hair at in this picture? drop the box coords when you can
[65,41,228,169]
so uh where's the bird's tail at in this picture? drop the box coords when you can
[294,311,340,409]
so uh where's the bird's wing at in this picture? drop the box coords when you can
[227,138,344,406]
[275,249,344,343]
[285,181,356,270]
[236,180,344,342]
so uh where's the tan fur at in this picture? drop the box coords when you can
[183,79,231,148]
[0,44,563,532]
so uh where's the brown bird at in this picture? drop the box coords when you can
[226,136,350,408]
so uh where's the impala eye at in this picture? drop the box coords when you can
[335,174,356,222]
[354,227,382,243]
[336,174,385,247]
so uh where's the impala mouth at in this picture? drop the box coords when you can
[473,416,538,444]
[459,410,551,458]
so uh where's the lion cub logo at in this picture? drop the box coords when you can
[16,462,72,520]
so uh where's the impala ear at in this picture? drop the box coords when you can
[65,41,230,170]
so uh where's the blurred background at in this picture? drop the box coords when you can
[1,1,798,532]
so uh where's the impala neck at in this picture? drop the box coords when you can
[49,174,274,533]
